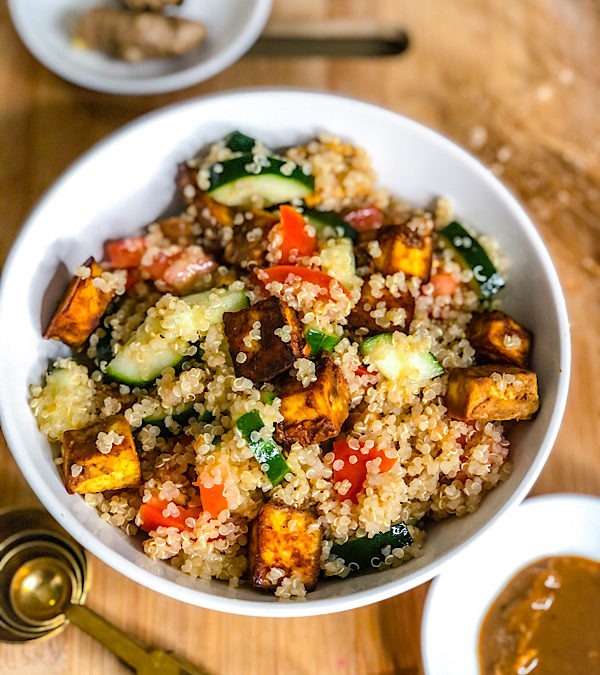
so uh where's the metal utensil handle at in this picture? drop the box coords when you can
[249,19,409,58]
[66,604,209,674]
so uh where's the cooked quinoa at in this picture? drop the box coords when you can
[30,131,536,599]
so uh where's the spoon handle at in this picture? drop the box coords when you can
[249,19,409,57]
[66,603,149,671]
[66,604,209,674]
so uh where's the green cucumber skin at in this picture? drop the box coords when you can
[440,221,505,298]
[224,131,256,153]
[105,346,184,387]
[144,404,213,429]
[236,411,289,486]
[360,333,393,356]
[207,154,314,207]
[106,289,248,386]
[303,208,357,241]
[359,333,444,382]
[330,522,413,573]
[305,328,342,357]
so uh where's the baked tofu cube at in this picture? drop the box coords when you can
[223,296,305,382]
[176,163,234,228]
[445,364,539,421]
[348,278,415,334]
[61,415,141,494]
[276,357,350,446]
[467,310,532,368]
[223,212,278,269]
[157,215,197,246]
[248,501,322,592]
[44,258,116,349]
[357,225,433,281]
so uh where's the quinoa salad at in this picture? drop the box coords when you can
[30,131,540,598]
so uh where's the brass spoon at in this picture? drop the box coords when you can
[7,554,210,675]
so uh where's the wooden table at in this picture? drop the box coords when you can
[1,1,598,673]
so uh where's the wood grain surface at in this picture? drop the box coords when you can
[0,1,598,673]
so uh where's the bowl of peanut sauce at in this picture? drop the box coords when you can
[421,494,600,675]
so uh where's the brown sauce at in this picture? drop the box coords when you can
[478,555,600,675]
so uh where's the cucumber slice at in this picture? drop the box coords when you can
[260,389,279,405]
[303,208,357,241]
[144,402,213,432]
[106,288,249,386]
[331,522,413,573]
[207,154,314,208]
[224,131,256,153]
[439,221,505,298]
[319,238,359,290]
[305,327,342,357]
[235,411,289,486]
[360,333,444,384]
[32,359,96,441]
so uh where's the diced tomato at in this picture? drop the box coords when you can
[142,246,217,294]
[271,205,317,264]
[343,205,383,231]
[430,273,460,297]
[106,237,147,269]
[197,481,228,519]
[160,246,217,294]
[138,496,202,533]
[257,265,350,299]
[332,439,396,503]
[124,268,141,292]
[355,365,377,380]
[142,250,179,281]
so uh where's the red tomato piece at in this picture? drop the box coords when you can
[257,265,349,299]
[142,250,178,281]
[343,205,384,231]
[142,246,216,294]
[161,246,217,294]
[106,237,147,269]
[355,365,377,380]
[138,496,202,533]
[332,439,396,503]
[272,205,317,264]
[430,273,460,297]
[124,268,141,292]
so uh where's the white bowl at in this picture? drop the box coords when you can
[8,0,272,95]
[0,90,570,616]
[421,494,600,675]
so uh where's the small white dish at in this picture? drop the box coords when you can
[421,493,600,675]
[0,90,570,616]
[8,0,272,95]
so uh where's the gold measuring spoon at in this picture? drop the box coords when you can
[4,544,211,674]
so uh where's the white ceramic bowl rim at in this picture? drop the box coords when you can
[7,0,273,95]
[0,89,571,616]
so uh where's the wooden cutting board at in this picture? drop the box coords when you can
[0,1,598,673]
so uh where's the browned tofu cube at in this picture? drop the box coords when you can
[276,357,350,446]
[348,278,415,334]
[61,415,141,494]
[223,296,305,382]
[357,225,433,281]
[176,163,234,228]
[248,501,322,592]
[445,364,539,421]
[44,258,116,349]
[157,215,197,245]
[223,209,279,270]
[467,310,532,368]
